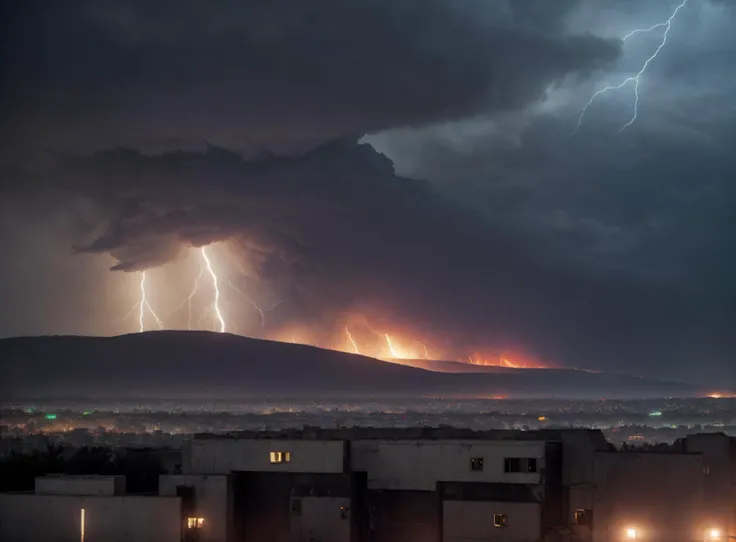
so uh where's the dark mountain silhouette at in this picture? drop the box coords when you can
[0,331,707,399]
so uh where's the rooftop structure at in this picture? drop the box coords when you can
[0,428,733,542]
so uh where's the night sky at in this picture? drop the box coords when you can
[1,0,734,385]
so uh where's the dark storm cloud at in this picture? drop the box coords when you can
[1,0,618,156]
[365,0,736,382]
[63,140,410,271]
[13,140,713,382]
[1,0,733,385]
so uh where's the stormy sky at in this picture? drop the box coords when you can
[1,0,734,384]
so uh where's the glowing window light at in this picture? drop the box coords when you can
[187,517,204,529]
[269,451,291,464]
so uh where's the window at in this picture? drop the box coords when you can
[493,513,508,528]
[270,451,292,463]
[574,509,593,527]
[290,498,302,514]
[186,518,204,529]
[504,457,538,473]
[470,457,484,471]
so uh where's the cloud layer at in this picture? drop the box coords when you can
[0,0,733,384]
[2,0,618,155]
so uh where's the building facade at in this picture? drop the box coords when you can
[0,429,733,542]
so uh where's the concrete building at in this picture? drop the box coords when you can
[592,451,705,541]
[0,429,733,542]
[0,475,182,542]
[676,433,736,538]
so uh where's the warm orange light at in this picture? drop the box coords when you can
[466,351,550,369]
[625,526,639,540]
[383,333,418,359]
[187,518,204,529]
[538,416,547,421]
[707,528,722,540]
[266,315,563,372]
[385,334,399,357]
[345,327,360,354]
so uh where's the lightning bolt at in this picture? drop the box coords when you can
[416,342,430,360]
[576,0,690,132]
[500,355,515,368]
[171,265,204,330]
[345,327,360,354]
[201,246,226,333]
[385,334,399,358]
[120,271,163,332]
[197,307,211,328]
[226,279,282,335]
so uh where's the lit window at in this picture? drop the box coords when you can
[574,509,593,527]
[270,451,291,463]
[187,518,204,529]
[493,513,508,528]
[470,457,484,471]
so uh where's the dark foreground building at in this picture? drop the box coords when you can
[0,428,733,542]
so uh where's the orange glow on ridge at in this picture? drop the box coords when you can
[345,327,360,354]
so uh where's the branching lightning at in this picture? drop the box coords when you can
[576,0,690,132]
[120,245,285,336]
[120,271,163,333]
[171,265,204,330]
[226,279,281,335]
[201,246,226,333]
[345,327,360,354]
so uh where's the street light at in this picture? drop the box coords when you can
[625,526,639,540]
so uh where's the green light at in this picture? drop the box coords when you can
[648,411,662,417]
[45,414,57,420]
[83,412,90,416]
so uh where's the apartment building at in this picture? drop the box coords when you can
[0,429,732,542]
